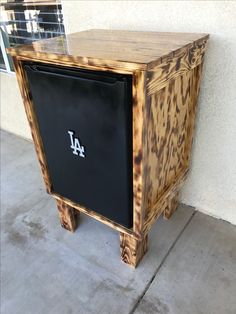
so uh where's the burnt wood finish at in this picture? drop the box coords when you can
[132,70,146,237]
[57,200,79,232]
[120,233,148,267]
[143,64,204,233]
[163,192,180,220]
[12,58,52,193]
[52,192,141,240]
[9,29,209,267]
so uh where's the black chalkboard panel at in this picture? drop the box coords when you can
[25,63,133,228]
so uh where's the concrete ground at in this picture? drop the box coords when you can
[1,130,236,314]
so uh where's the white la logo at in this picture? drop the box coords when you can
[68,130,85,158]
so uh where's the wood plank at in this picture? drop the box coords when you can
[14,55,134,75]
[51,192,141,241]
[57,200,79,232]
[70,29,209,48]
[132,70,146,236]
[12,58,52,193]
[120,233,148,268]
[147,38,207,93]
[163,192,180,220]
[143,168,189,235]
[8,30,209,72]
[184,63,203,167]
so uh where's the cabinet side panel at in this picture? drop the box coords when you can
[143,64,203,231]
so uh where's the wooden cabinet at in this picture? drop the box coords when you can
[9,29,209,267]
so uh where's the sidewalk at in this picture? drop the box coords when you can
[1,130,236,314]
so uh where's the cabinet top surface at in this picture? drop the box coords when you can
[8,29,209,71]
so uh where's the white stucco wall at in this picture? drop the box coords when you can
[0,72,31,139]
[1,1,236,224]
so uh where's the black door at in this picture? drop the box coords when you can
[24,63,133,228]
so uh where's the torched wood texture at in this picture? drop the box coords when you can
[120,233,148,268]
[57,200,79,232]
[9,29,209,267]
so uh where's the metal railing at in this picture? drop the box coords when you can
[0,1,65,72]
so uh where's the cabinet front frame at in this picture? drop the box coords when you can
[12,55,145,241]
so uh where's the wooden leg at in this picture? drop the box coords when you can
[163,192,179,220]
[120,233,148,267]
[56,200,79,232]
